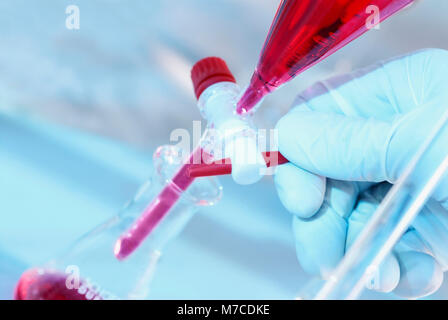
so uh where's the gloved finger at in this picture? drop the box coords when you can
[276,106,393,181]
[278,50,448,183]
[365,255,400,293]
[293,49,448,118]
[293,206,346,278]
[365,189,445,299]
[393,250,443,299]
[346,182,444,298]
[385,101,448,203]
[393,229,443,299]
[411,200,448,271]
[292,179,368,277]
[278,96,448,186]
[275,163,326,218]
[346,183,400,292]
[394,229,433,256]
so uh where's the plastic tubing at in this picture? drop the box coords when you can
[187,151,289,178]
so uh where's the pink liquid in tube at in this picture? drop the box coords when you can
[115,58,235,260]
[114,147,202,260]
[237,0,414,114]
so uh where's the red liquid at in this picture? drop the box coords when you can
[114,147,206,260]
[237,0,414,113]
[187,151,289,178]
[14,269,104,300]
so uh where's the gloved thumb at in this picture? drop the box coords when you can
[276,106,392,182]
[277,100,448,208]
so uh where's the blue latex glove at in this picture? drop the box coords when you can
[275,49,448,299]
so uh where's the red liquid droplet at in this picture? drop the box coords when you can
[237,0,413,113]
[14,269,104,300]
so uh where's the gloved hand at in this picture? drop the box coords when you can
[275,49,448,299]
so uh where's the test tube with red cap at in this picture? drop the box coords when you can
[114,58,239,260]
[114,57,291,260]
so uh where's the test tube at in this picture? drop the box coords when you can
[14,145,222,300]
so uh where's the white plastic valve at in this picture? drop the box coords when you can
[198,82,267,185]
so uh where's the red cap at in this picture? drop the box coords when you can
[191,57,236,99]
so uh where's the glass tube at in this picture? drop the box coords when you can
[313,108,448,300]
[14,145,222,300]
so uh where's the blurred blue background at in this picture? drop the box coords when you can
[1,0,448,299]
